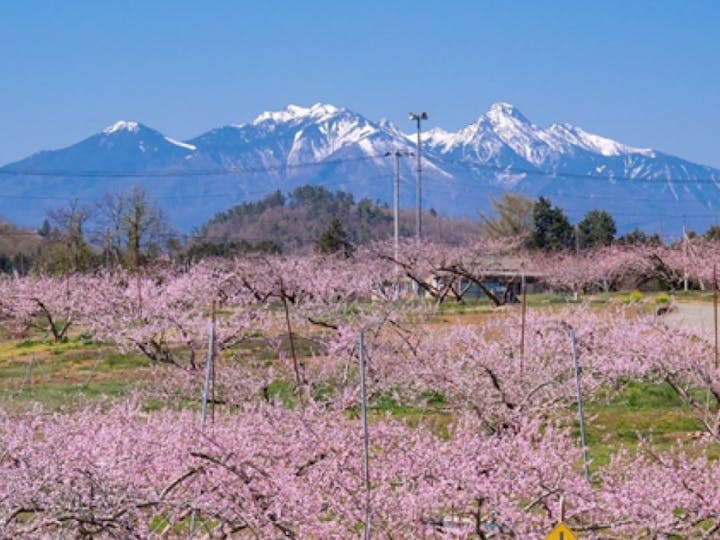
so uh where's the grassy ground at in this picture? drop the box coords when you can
[0,333,149,411]
[584,380,714,466]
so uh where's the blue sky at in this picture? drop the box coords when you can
[2,1,719,167]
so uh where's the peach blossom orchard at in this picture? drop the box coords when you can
[2,240,720,538]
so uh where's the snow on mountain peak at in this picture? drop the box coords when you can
[377,118,410,140]
[308,103,341,115]
[404,102,663,169]
[479,103,559,164]
[421,127,454,145]
[548,123,654,157]
[103,120,140,135]
[487,102,528,123]
[252,103,343,125]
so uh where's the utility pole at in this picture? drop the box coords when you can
[409,112,428,241]
[393,151,401,300]
[389,151,414,260]
[394,151,401,264]
[683,219,689,292]
[385,150,413,298]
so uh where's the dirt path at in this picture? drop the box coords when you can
[664,303,718,342]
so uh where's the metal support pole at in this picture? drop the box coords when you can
[192,305,217,537]
[415,120,422,241]
[200,305,216,430]
[394,151,400,297]
[359,331,371,540]
[570,330,591,483]
[409,112,427,241]
[683,223,689,292]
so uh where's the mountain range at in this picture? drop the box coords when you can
[2,102,719,235]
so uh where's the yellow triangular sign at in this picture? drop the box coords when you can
[544,522,578,540]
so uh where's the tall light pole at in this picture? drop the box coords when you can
[409,112,427,241]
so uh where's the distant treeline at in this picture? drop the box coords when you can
[1,184,716,275]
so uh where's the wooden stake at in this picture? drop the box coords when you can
[280,278,303,386]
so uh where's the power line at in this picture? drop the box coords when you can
[0,153,391,179]
[1,152,719,185]
[0,174,397,203]
[0,183,713,223]
[0,149,718,227]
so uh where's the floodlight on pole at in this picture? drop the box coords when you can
[409,112,428,241]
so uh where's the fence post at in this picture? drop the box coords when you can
[20,353,34,393]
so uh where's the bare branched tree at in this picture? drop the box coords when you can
[95,187,174,269]
[47,199,93,272]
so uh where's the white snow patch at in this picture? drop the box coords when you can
[104,120,140,134]
[421,158,454,178]
[549,123,654,157]
[253,103,342,125]
[164,137,197,151]
[487,102,525,121]
[493,170,526,188]
[421,127,454,146]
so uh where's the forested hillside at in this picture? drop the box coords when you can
[197,185,482,253]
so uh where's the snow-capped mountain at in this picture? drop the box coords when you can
[1,102,719,235]
[10,120,198,171]
[186,103,415,171]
